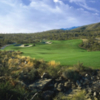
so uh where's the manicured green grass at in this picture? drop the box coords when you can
[3,39,100,68]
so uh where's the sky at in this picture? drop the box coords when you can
[0,0,100,33]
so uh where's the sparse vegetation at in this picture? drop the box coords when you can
[0,50,100,100]
[80,37,100,51]
[62,69,80,81]
[53,90,86,100]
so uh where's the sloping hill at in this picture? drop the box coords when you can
[72,22,100,31]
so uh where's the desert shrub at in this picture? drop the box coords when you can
[71,90,86,100]
[53,90,86,100]
[74,62,86,71]
[11,70,21,79]
[74,62,93,76]
[37,63,48,75]
[47,60,60,68]
[19,68,39,83]
[62,69,80,81]
[0,65,11,76]
[33,44,35,46]
[80,37,100,51]
[47,67,58,78]
[53,92,65,100]
[47,65,61,78]
[0,81,28,100]
[24,44,29,46]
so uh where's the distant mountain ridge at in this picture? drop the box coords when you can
[61,26,79,30]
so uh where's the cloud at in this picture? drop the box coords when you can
[69,0,98,12]
[0,0,100,33]
[54,0,59,2]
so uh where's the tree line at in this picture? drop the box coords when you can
[0,29,100,47]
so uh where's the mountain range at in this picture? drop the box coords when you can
[61,22,100,31]
[61,26,79,30]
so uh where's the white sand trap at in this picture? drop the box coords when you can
[19,44,32,47]
[46,41,52,44]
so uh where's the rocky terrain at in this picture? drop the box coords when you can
[5,68,99,100]
[0,51,100,100]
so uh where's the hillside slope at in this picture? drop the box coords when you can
[72,22,100,31]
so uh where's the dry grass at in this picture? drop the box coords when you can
[81,38,100,43]
[95,38,100,43]
[81,39,88,43]
[47,60,60,67]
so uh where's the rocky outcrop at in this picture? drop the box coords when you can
[13,69,100,100]
[28,79,53,91]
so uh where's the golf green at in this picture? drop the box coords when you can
[3,39,100,68]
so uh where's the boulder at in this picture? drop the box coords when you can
[83,78,90,85]
[28,79,52,91]
[41,72,50,79]
[93,92,97,97]
[17,80,27,87]
[72,83,76,89]
[96,76,100,80]
[76,80,81,87]
[57,83,64,91]
[85,74,89,77]
[64,81,71,89]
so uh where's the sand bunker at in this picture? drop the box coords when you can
[46,41,52,44]
[19,44,32,47]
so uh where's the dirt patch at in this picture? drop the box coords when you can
[96,38,100,40]
[98,41,100,43]
[95,38,100,43]
[81,39,88,43]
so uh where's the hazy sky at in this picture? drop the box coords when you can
[0,0,100,33]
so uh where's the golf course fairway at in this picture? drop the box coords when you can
[3,39,100,68]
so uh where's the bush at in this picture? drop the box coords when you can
[53,90,86,100]
[47,65,61,78]
[19,68,39,84]
[0,81,28,100]
[33,44,35,46]
[0,65,11,76]
[24,44,29,46]
[71,90,86,100]
[62,69,80,81]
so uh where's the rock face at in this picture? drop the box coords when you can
[64,81,71,89]
[56,83,64,91]
[16,69,100,100]
[28,79,52,91]
[41,72,50,79]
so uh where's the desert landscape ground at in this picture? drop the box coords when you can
[1,22,100,100]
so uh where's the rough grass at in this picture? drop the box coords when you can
[3,39,100,69]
